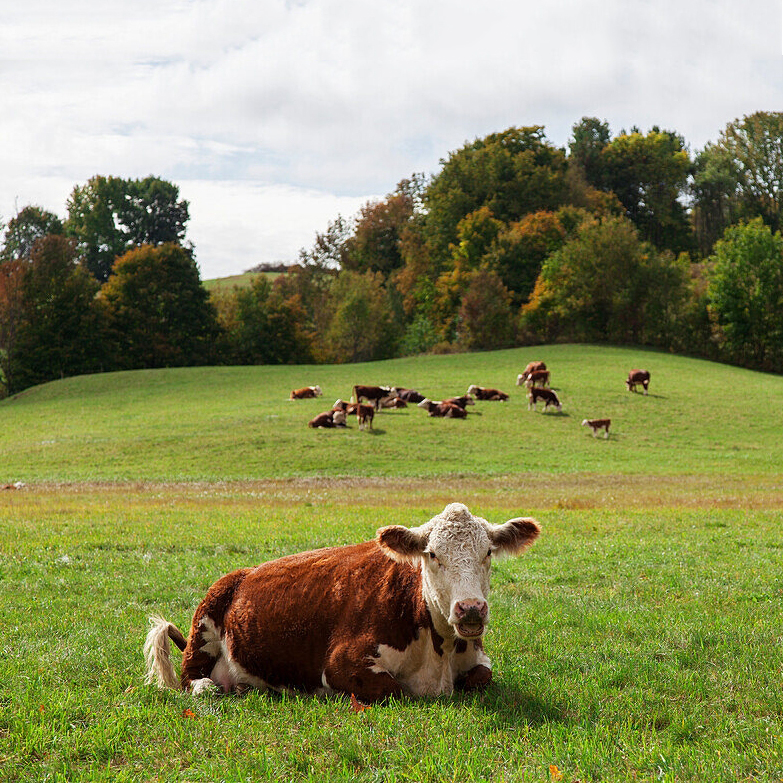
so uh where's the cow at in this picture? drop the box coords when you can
[466,385,509,402]
[143,502,540,702]
[333,399,375,431]
[516,361,547,385]
[442,395,475,410]
[581,418,611,438]
[527,387,562,413]
[625,369,650,395]
[381,397,408,409]
[290,385,322,400]
[521,369,550,388]
[308,409,347,429]
[417,399,469,418]
[394,388,426,404]
[353,385,397,410]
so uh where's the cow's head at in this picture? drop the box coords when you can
[377,503,540,640]
[312,385,323,396]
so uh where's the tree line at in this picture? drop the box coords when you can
[1,111,782,397]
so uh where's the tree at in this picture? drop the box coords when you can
[0,206,64,263]
[6,236,102,394]
[602,128,693,254]
[101,243,220,369]
[66,175,190,281]
[319,271,397,363]
[423,126,570,262]
[568,117,611,190]
[457,270,514,350]
[706,218,783,370]
[0,259,26,395]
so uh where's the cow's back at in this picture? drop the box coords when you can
[217,542,430,693]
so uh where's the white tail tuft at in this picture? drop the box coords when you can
[143,616,184,690]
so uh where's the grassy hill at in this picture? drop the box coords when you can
[1,344,781,483]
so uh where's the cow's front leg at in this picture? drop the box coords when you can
[323,642,404,703]
[454,664,492,692]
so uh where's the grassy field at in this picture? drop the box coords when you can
[1,346,782,781]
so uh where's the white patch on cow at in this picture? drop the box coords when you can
[198,616,223,659]
[190,677,220,695]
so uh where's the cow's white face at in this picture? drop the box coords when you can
[377,503,540,641]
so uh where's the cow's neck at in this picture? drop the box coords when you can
[419,568,459,655]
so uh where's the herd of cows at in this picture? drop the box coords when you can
[290,362,652,439]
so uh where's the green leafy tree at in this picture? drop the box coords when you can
[568,117,611,190]
[457,269,514,350]
[0,206,64,263]
[602,128,693,254]
[7,236,102,393]
[319,271,397,363]
[423,126,569,262]
[101,243,220,369]
[66,175,190,281]
[707,218,783,370]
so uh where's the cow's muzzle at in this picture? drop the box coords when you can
[453,599,489,639]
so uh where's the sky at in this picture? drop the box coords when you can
[1,0,781,280]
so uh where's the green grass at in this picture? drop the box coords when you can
[1,345,783,780]
[2,345,782,483]
[1,488,782,781]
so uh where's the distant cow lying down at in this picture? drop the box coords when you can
[144,502,540,702]
[582,418,611,438]
[418,399,468,418]
[466,385,509,401]
[290,385,322,399]
[308,409,346,428]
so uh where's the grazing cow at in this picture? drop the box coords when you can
[582,418,611,438]
[527,387,562,413]
[144,503,540,702]
[333,399,375,431]
[466,385,509,402]
[394,388,426,404]
[521,369,550,388]
[290,385,323,400]
[353,385,397,410]
[516,361,547,385]
[442,395,475,410]
[417,399,469,418]
[308,409,347,429]
[625,369,650,395]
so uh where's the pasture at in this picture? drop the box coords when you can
[1,345,782,781]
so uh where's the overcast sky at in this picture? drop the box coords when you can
[2,0,781,280]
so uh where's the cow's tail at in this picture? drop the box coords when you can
[352,385,359,404]
[144,616,187,690]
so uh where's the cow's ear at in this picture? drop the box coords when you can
[377,525,427,563]
[486,517,540,557]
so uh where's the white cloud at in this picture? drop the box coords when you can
[1,0,781,277]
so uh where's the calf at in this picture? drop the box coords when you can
[290,385,322,400]
[417,399,469,418]
[144,503,540,702]
[521,369,550,388]
[466,385,509,402]
[527,387,562,413]
[442,395,475,410]
[308,409,347,428]
[353,385,397,410]
[581,418,611,438]
[394,388,426,403]
[625,369,650,395]
[333,399,375,431]
[516,361,547,385]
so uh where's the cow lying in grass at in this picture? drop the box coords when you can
[144,503,540,702]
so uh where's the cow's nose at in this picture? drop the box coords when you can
[454,599,488,621]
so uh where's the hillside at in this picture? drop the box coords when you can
[1,345,781,483]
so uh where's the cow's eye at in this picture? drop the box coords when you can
[486,549,492,559]
[428,551,436,560]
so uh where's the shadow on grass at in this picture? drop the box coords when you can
[456,684,567,727]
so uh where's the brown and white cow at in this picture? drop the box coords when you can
[394,387,426,403]
[417,399,469,418]
[290,385,323,400]
[333,399,375,431]
[581,418,611,438]
[353,385,397,410]
[527,387,562,413]
[442,395,475,410]
[466,385,509,402]
[521,369,550,388]
[625,369,650,395]
[144,503,540,702]
[516,361,547,385]
[308,409,347,428]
